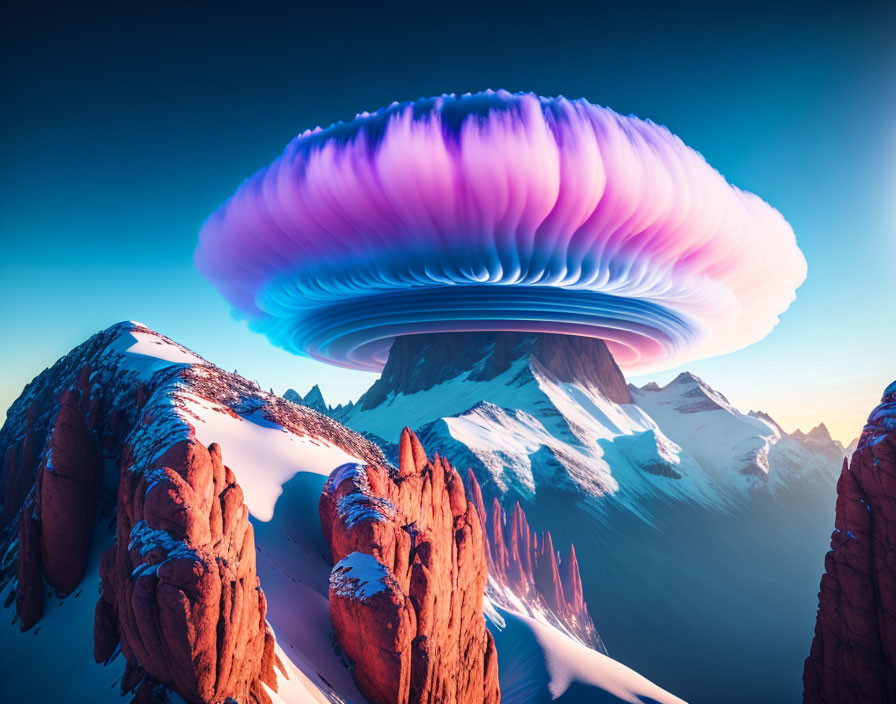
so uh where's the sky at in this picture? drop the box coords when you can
[1,1,894,444]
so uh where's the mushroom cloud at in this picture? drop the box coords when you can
[195,91,806,375]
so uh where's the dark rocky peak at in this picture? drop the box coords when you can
[359,331,632,411]
[300,384,328,414]
[282,388,302,404]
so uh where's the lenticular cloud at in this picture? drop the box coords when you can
[195,90,806,374]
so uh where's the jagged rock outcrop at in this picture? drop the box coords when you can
[319,428,500,704]
[0,321,385,703]
[95,439,281,704]
[465,469,602,650]
[357,331,631,411]
[804,381,896,703]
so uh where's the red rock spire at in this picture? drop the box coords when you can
[804,382,896,703]
[320,429,500,704]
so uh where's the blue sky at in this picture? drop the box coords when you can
[2,2,893,442]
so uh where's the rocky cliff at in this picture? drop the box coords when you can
[804,381,896,703]
[354,331,631,412]
[95,438,281,704]
[319,428,500,704]
[0,321,383,703]
[465,469,603,650]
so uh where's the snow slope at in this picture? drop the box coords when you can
[490,607,685,704]
[341,354,721,513]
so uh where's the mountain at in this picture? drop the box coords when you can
[0,322,683,704]
[339,330,847,703]
[337,332,715,508]
[630,372,844,488]
[0,321,382,703]
[804,381,896,704]
[282,388,302,404]
[282,384,328,414]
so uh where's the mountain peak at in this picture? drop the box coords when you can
[792,423,834,445]
[807,423,832,443]
[301,384,327,413]
[357,331,632,411]
[672,371,708,387]
[641,371,733,413]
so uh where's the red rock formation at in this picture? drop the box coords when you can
[9,388,105,630]
[1,322,385,702]
[319,428,500,704]
[15,500,43,630]
[39,389,103,594]
[465,469,600,648]
[95,439,280,704]
[804,381,896,703]
[1,405,38,527]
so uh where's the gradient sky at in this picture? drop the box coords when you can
[2,1,894,443]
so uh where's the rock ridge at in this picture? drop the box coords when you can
[804,381,896,703]
[319,428,500,704]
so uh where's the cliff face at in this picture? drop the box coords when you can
[804,381,896,703]
[319,428,500,704]
[357,331,631,411]
[465,469,602,650]
[95,439,281,704]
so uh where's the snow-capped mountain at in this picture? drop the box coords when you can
[336,332,721,510]
[0,323,683,704]
[630,372,842,488]
[337,331,847,704]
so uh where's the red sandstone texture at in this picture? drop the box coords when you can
[15,385,105,630]
[465,469,599,649]
[95,439,281,704]
[319,428,500,704]
[804,381,896,703]
[0,323,384,702]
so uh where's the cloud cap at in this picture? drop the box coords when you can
[195,90,806,374]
